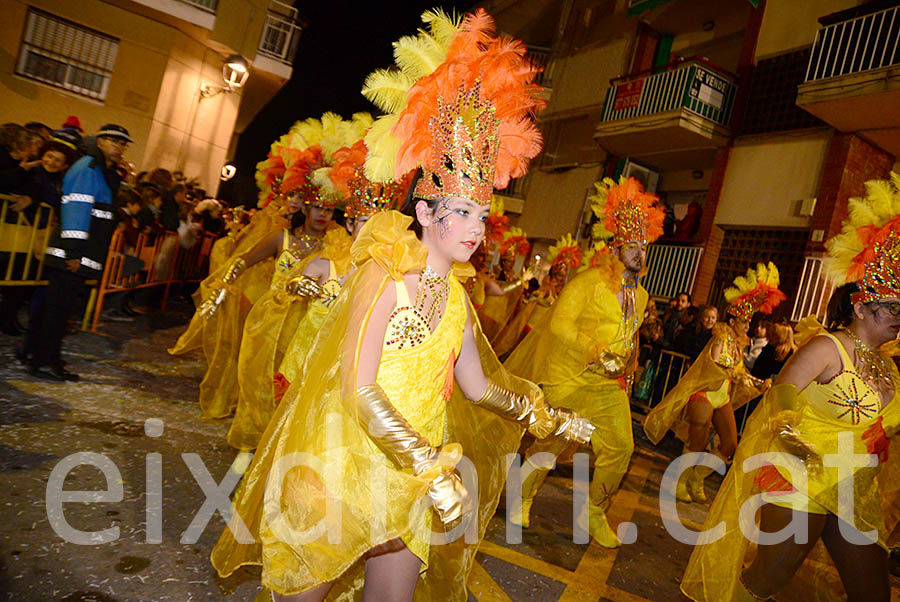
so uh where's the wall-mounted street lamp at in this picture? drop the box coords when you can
[200,54,250,99]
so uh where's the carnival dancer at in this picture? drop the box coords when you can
[478,226,531,340]
[504,176,665,547]
[493,233,582,358]
[643,263,783,503]
[227,115,372,450]
[169,115,337,419]
[463,201,508,311]
[211,10,593,601]
[680,173,900,602]
[274,139,410,390]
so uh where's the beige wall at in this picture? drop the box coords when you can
[715,130,832,228]
[518,166,603,239]
[755,0,863,60]
[0,0,253,193]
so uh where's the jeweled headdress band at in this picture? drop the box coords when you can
[724,262,786,322]
[413,82,500,206]
[851,231,900,304]
[589,177,665,247]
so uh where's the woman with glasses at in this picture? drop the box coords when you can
[680,175,900,602]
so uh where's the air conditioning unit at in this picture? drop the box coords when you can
[622,159,659,193]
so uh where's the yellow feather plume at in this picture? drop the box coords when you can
[363,115,402,182]
[361,10,461,182]
[362,69,413,115]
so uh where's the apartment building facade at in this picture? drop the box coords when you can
[0,0,301,193]
[485,0,899,316]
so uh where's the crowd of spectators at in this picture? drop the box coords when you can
[637,289,799,406]
[1,116,234,380]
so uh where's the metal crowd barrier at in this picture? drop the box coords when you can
[82,229,216,332]
[631,348,691,411]
[0,194,54,285]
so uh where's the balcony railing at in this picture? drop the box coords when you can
[790,255,835,322]
[805,4,900,82]
[258,0,302,66]
[527,45,553,87]
[643,243,703,299]
[177,0,217,13]
[600,58,737,128]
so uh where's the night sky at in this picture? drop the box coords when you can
[220,0,474,205]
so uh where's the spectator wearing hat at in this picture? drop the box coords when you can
[24,123,131,381]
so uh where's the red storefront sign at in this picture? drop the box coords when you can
[613,79,644,111]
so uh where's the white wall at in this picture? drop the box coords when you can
[715,130,832,228]
[755,0,863,59]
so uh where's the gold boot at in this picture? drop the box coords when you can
[576,502,621,548]
[675,467,692,503]
[508,496,534,528]
[686,466,707,502]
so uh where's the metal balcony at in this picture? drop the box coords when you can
[594,58,737,170]
[258,0,302,66]
[643,243,703,300]
[797,4,900,156]
[805,4,899,82]
[177,0,217,12]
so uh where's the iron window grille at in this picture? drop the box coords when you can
[16,8,119,101]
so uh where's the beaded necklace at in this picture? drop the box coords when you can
[844,329,893,393]
[619,276,638,358]
[415,265,450,329]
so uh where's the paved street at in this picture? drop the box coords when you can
[1,304,898,601]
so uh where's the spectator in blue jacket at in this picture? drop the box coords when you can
[24,124,130,381]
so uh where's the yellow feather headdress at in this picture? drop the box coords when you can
[548,233,582,274]
[723,262,786,322]
[589,176,665,246]
[256,112,372,209]
[823,172,900,303]
[362,9,545,205]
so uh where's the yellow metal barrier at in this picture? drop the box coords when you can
[83,229,216,332]
[0,194,55,286]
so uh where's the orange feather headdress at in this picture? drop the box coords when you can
[589,176,665,247]
[724,262,787,322]
[362,9,545,205]
[823,172,900,304]
[327,139,412,218]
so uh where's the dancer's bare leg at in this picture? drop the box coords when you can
[710,402,737,459]
[685,395,713,452]
[821,514,890,602]
[362,543,421,602]
[741,504,827,598]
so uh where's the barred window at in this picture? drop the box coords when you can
[16,8,118,101]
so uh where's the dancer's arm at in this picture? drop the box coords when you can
[455,305,593,444]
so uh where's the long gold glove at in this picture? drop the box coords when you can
[352,384,467,526]
[474,382,594,444]
[766,383,821,474]
[198,286,227,319]
[285,275,323,298]
[222,257,247,285]
[585,341,626,379]
[198,257,247,318]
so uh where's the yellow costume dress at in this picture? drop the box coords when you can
[644,323,766,445]
[505,261,646,512]
[227,228,349,450]
[211,213,537,600]
[680,330,900,602]
[492,283,556,358]
[277,248,352,387]
[477,280,520,341]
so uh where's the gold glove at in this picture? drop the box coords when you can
[222,257,247,285]
[352,384,466,526]
[285,275,323,298]
[198,286,227,319]
[766,383,821,474]
[586,345,626,379]
[427,469,468,527]
[474,382,594,444]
